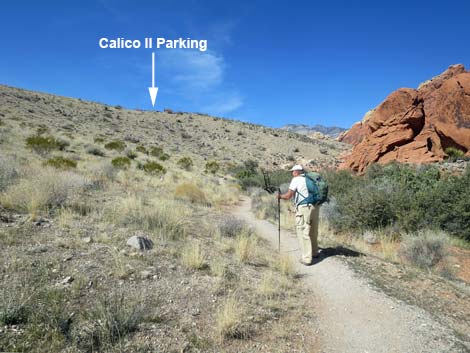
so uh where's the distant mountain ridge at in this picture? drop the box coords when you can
[281,124,347,138]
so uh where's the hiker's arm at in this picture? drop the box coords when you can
[277,189,294,200]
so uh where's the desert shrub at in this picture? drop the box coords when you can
[218,216,250,238]
[86,145,105,157]
[43,156,77,170]
[111,157,131,169]
[136,145,148,154]
[139,161,166,175]
[26,135,68,154]
[205,160,220,174]
[323,163,470,241]
[0,156,19,192]
[159,153,170,161]
[0,287,30,325]
[149,146,164,157]
[94,136,105,143]
[125,149,138,160]
[0,168,91,215]
[399,230,449,269]
[0,272,73,352]
[232,166,291,191]
[445,146,465,161]
[73,293,145,352]
[174,183,208,205]
[229,159,258,179]
[177,156,193,170]
[104,140,126,152]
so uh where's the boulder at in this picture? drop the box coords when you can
[126,235,154,251]
[340,64,470,172]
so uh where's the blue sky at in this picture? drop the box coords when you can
[1,0,469,128]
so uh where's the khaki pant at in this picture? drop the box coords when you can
[295,204,320,263]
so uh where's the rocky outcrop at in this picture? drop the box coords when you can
[340,64,470,173]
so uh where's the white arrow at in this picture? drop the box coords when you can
[148,52,158,107]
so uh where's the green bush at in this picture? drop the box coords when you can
[205,160,220,174]
[26,135,68,154]
[159,153,170,161]
[139,161,166,175]
[150,146,164,157]
[324,163,470,241]
[111,157,131,169]
[43,157,77,170]
[104,140,126,152]
[444,146,465,161]
[136,145,148,154]
[177,157,193,170]
[230,165,291,191]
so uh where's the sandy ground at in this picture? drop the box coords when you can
[233,196,468,353]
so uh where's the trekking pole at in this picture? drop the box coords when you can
[277,187,281,252]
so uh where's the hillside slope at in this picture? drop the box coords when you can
[0,84,348,171]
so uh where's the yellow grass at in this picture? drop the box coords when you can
[181,242,205,270]
[277,254,295,278]
[215,296,246,341]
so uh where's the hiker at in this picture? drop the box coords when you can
[277,165,320,265]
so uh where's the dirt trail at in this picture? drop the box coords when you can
[233,196,466,353]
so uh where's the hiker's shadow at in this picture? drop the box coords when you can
[313,246,363,265]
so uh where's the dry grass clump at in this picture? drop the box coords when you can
[86,162,117,186]
[72,292,146,352]
[211,258,227,278]
[399,229,449,270]
[109,195,189,240]
[174,182,208,205]
[0,156,19,191]
[215,296,248,341]
[210,184,240,206]
[0,167,91,216]
[250,189,278,220]
[181,242,206,270]
[257,273,283,300]
[234,234,257,263]
[277,255,295,278]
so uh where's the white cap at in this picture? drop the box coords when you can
[289,164,304,171]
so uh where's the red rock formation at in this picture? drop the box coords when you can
[340,64,470,173]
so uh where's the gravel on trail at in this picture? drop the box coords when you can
[234,196,469,353]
